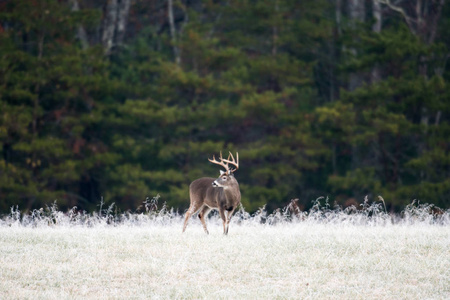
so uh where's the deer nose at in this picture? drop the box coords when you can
[212,181,218,187]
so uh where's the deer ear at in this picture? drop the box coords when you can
[220,170,225,175]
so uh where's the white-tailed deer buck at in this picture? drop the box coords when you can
[182,152,241,235]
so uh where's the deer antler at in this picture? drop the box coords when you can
[208,152,229,173]
[208,151,239,174]
[222,151,239,173]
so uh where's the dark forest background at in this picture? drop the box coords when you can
[0,0,449,214]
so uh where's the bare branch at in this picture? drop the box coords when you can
[377,0,416,34]
[168,0,181,65]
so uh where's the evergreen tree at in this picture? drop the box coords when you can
[0,0,117,211]
[0,0,449,214]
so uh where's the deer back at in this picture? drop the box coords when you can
[189,176,240,209]
[189,177,217,206]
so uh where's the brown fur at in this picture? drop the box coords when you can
[182,174,241,235]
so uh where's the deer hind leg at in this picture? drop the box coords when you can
[198,205,211,234]
[182,202,202,233]
[224,208,235,235]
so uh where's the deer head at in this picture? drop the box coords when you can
[208,151,239,188]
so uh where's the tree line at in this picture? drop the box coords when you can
[0,0,449,214]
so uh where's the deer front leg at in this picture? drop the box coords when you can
[224,207,235,235]
[219,206,235,235]
[218,207,228,235]
[198,205,211,234]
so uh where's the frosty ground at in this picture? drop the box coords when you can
[1,208,449,300]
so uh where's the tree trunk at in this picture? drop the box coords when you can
[336,0,342,36]
[371,0,382,84]
[102,0,119,55]
[101,0,131,55]
[116,0,131,47]
[427,0,445,45]
[330,0,343,102]
[349,0,365,22]
[168,0,181,65]
[272,0,279,56]
[69,0,89,50]
[372,0,382,33]
[348,0,365,91]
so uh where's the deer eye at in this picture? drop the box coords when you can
[222,176,227,180]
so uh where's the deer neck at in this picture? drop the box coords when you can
[222,184,240,202]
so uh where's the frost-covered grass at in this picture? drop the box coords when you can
[0,198,449,299]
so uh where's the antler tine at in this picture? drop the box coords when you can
[222,151,239,172]
[228,151,235,164]
[208,152,230,173]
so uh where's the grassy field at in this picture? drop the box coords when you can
[0,201,449,299]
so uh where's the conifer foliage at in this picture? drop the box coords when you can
[0,0,449,213]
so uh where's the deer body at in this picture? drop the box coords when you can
[183,152,240,235]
